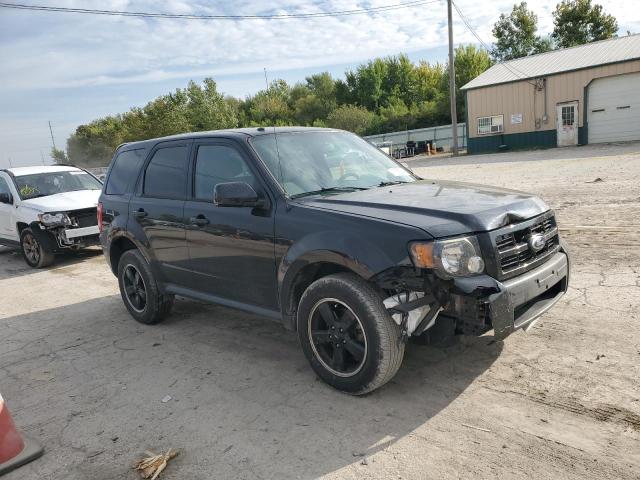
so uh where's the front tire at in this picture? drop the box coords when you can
[117,249,174,324]
[20,228,54,268]
[297,273,405,395]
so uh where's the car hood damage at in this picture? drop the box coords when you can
[296,179,550,237]
[20,189,101,213]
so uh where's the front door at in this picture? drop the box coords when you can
[557,102,578,146]
[183,141,277,310]
[0,174,18,242]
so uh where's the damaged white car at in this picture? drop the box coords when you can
[0,165,102,268]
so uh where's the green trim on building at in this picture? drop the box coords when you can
[578,126,588,145]
[468,130,557,154]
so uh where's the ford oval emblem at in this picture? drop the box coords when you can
[528,234,546,252]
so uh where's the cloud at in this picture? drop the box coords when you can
[1,0,639,165]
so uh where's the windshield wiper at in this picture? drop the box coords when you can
[377,180,409,187]
[291,186,368,199]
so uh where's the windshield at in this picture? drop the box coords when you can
[251,131,416,196]
[15,171,102,200]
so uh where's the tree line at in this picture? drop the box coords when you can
[60,0,620,167]
[62,46,490,167]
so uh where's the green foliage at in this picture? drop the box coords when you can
[50,147,68,164]
[67,78,237,166]
[552,0,618,48]
[327,105,375,135]
[66,51,493,166]
[492,2,554,61]
[442,45,493,122]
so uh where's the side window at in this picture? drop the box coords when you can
[144,146,189,199]
[194,145,257,201]
[106,149,146,195]
[0,176,10,195]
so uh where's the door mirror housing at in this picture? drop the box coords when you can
[0,192,13,205]
[214,182,265,208]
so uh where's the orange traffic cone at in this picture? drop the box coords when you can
[0,393,43,476]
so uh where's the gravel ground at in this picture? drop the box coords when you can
[1,142,639,480]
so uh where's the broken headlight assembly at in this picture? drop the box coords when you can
[409,236,485,278]
[38,212,71,227]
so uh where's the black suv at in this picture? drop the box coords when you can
[99,127,569,394]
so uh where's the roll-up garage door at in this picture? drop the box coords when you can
[588,72,640,144]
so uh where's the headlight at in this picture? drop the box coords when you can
[38,212,71,226]
[409,236,485,278]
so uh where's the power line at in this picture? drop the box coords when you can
[451,0,534,84]
[0,1,442,20]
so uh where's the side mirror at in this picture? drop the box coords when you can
[214,182,264,208]
[0,192,13,205]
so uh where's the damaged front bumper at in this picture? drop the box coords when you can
[446,250,569,339]
[375,246,570,340]
[33,222,100,251]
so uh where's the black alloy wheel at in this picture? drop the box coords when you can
[309,298,367,377]
[122,264,147,313]
[117,249,174,324]
[297,273,405,395]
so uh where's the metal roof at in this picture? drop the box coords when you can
[462,34,640,90]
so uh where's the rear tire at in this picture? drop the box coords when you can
[117,249,174,324]
[20,228,54,268]
[297,273,405,395]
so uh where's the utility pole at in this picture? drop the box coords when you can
[48,120,56,150]
[447,0,458,156]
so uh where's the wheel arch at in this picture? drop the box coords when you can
[280,257,362,331]
[108,232,149,275]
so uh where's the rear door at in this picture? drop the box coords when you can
[130,140,191,284]
[183,140,278,309]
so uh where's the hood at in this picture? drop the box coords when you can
[20,189,101,213]
[295,180,549,238]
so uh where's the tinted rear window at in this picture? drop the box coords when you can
[106,149,146,195]
[143,146,189,199]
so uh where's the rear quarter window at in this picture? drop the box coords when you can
[106,149,146,195]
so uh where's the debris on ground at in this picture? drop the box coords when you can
[133,449,179,479]
[461,423,492,433]
[161,395,172,403]
[596,354,606,360]
[586,177,604,183]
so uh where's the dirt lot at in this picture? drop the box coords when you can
[1,143,639,480]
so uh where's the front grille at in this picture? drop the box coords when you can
[69,208,98,228]
[493,213,560,279]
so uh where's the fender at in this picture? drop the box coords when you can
[105,229,153,275]
[27,222,58,253]
[278,230,410,329]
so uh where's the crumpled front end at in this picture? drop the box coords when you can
[372,211,570,340]
[445,248,569,339]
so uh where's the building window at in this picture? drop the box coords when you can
[561,105,575,126]
[477,115,504,135]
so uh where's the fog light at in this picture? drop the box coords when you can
[467,256,485,274]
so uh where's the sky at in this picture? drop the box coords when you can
[1,0,639,167]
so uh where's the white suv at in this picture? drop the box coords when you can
[0,165,102,268]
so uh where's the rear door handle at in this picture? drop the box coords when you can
[190,215,210,227]
[132,208,148,219]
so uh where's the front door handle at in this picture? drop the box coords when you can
[132,208,148,219]
[190,215,210,227]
